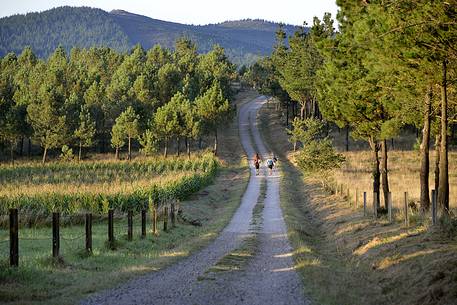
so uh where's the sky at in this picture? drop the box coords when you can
[0,0,339,26]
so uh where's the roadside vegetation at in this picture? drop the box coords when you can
[259,98,457,305]
[244,4,457,302]
[244,1,457,219]
[0,88,252,305]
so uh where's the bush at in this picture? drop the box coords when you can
[290,118,345,173]
[139,130,158,156]
[60,145,74,162]
[296,139,345,173]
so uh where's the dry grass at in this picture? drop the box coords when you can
[334,150,457,210]
[259,98,457,305]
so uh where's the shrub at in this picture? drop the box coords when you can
[296,139,345,173]
[60,145,74,162]
[290,118,345,173]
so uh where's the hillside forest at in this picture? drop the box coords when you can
[0,6,298,67]
[0,39,236,163]
[244,0,457,216]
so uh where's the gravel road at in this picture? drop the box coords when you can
[81,96,308,305]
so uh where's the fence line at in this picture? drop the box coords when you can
[334,183,440,227]
[1,206,179,267]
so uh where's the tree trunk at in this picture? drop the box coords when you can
[311,98,316,118]
[115,147,119,160]
[28,138,31,158]
[10,141,14,164]
[286,100,289,127]
[369,138,381,210]
[434,133,441,194]
[438,59,449,213]
[345,126,349,152]
[177,137,180,156]
[381,139,390,209]
[164,139,168,158]
[186,138,191,159]
[79,141,82,161]
[19,136,24,157]
[42,146,48,164]
[293,141,297,152]
[420,87,432,212]
[213,129,218,156]
[198,137,202,150]
[300,103,305,120]
[127,136,132,161]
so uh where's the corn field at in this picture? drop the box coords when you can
[0,153,218,222]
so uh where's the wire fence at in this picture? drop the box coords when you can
[332,182,440,226]
[1,205,178,267]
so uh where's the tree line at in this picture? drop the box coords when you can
[245,0,457,216]
[0,38,236,163]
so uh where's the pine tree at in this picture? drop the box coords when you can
[74,105,96,161]
[111,106,140,161]
[195,81,232,155]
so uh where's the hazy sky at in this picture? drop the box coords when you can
[1,0,339,26]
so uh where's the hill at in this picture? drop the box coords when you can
[0,6,300,66]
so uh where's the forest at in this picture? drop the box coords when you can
[0,38,235,163]
[244,0,457,216]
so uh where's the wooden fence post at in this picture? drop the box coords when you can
[9,208,18,267]
[85,213,92,254]
[363,192,367,216]
[163,206,168,232]
[108,209,114,248]
[127,210,133,241]
[141,210,146,238]
[388,192,392,223]
[152,205,157,235]
[432,189,437,225]
[404,192,409,227]
[373,192,378,218]
[52,212,60,258]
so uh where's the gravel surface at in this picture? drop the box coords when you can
[81,96,308,305]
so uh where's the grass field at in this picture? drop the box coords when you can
[334,150,457,210]
[0,90,257,305]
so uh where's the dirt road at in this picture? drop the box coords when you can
[81,96,308,305]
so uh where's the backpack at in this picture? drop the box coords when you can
[267,159,273,166]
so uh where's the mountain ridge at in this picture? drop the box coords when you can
[0,6,302,66]
[0,6,298,65]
